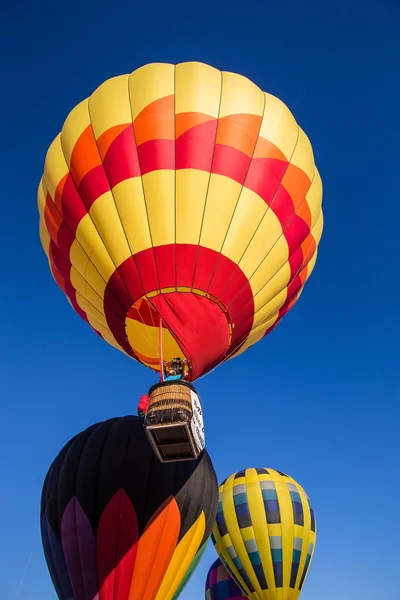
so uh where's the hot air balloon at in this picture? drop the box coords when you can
[206,558,248,600]
[40,416,218,600]
[38,61,323,382]
[212,468,316,600]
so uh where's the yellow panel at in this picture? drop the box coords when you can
[260,93,298,160]
[75,291,108,327]
[61,99,90,165]
[239,211,287,284]
[246,469,276,598]
[219,71,264,118]
[231,312,280,358]
[72,219,116,282]
[200,174,242,251]
[222,187,270,264]
[142,170,175,247]
[89,75,131,137]
[85,313,125,353]
[39,220,50,255]
[100,328,129,354]
[212,498,250,593]
[293,487,311,595]
[290,128,315,180]
[312,212,324,245]
[253,287,287,326]
[221,477,264,598]
[125,318,158,360]
[305,250,318,278]
[176,169,211,244]
[112,178,151,254]
[43,135,69,197]
[129,63,175,120]
[125,317,183,364]
[175,62,221,116]
[69,241,108,298]
[70,267,105,314]
[306,169,323,228]
[156,514,205,600]
[275,479,295,594]
[89,192,131,268]
[37,178,46,216]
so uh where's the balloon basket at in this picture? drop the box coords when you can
[144,380,205,463]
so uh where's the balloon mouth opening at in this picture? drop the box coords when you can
[125,289,232,376]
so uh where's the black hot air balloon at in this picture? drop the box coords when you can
[41,416,218,600]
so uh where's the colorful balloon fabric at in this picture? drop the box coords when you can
[206,558,248,599]
[40,416,218,600]
[38,61,323,380]
[212,468,316,600]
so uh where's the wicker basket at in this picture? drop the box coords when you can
[147,382,193,421]
[144,380,200,462]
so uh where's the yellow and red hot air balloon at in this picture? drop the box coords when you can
[38,61,323,381]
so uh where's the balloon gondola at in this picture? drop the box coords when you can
[144,379,204,462]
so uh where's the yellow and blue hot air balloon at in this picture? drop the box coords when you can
[212,468,316,600]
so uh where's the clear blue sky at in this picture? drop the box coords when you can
[1,0,399,598]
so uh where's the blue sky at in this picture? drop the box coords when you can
[1,0,399,598]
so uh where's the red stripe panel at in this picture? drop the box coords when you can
[78,165,110,209]
[192,246,220,291]
[137,139,174,175]
[102,125,141,188]
[286,273,304,303]
[150,292,230,379]
[49,240,73,283]
[49,240,89,325]
[212,144,251,186]
[288,244,305,281]
[132,249,159,293]
[50,263,67,295]
[175,244,197,287]
[245,157,288,205]
[57,223,76,258]
[60,174,89,232]
[97,490,138,600]
[118,258,146,303]
[207,262,254,350]
[207,258,238,299]
[44,195,62,241]
[288,233,316,280]
[283,214,310,256]
[176,120,218,171]
[153,245,175,290]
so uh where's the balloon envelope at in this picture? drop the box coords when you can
[212,468,316,600]
[206,558,247,599]
[41,416,218,600]
[38,61,323,380]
